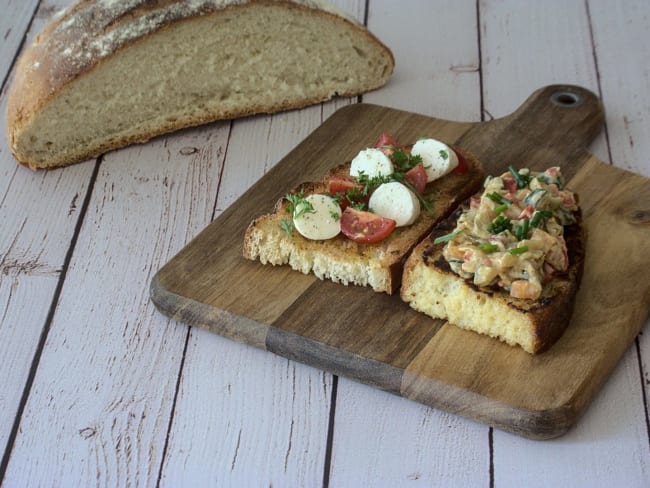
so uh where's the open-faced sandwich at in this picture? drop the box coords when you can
[401,166,585,353]
[243,133,485,294]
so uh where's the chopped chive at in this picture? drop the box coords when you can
[487,192,512,205]
[494,203,509,214]
[515,218,530,241]
[488,215,512,234]
[530,209,553,228]
[433,229,463,245]
[509,246,529,255]
[508,165,530,189]
[479,243,499,252]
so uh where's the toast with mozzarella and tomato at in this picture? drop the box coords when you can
[243,134,484,294]
[400,166,585,353]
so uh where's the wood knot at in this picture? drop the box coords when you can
[628,209,650,225]
[179,146,198,156]
[79,427,97,439]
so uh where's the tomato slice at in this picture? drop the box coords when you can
[328,176,358,194]
[404,163,427,194]
[451,149,468,175]
[373,132,399,156]
[340,207,396,243]
[327,176,364,210]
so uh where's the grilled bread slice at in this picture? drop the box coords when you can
[243,147,484,294]
[401,205,585,354]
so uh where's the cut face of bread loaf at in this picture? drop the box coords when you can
[243,148,484,294]
[401,208,585,354]
[6,0,394,169]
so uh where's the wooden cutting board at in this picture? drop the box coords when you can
[151,85,650,439]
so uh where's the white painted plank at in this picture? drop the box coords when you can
[588,0,650,178]
[329,382,489,488]
[0,0,94,459]
[480,1,650,485]
[3,122,229,485]
[0,275,57,450]
[328,1,489,486]
[159,330,332,487]
[587,0,650,461]
[0,0,39,84]
[363,0,481,121]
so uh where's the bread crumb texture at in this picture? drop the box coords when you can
[244,216,391,292]
[401,259,536,353]
[7,0,393,168]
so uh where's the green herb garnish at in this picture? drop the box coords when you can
[487,192,512,205]
[530,209,553,228]
[391,149,422,173]
[439,149,449,160]
[330,210,340,221]
[401,180,435,216]
[514,218,530,241]
[433,229,463,245]
[509,246,529,255]
[280,191,315,236]
[509,165,530,189]
[285,191,315,219]
[280,218,294,236]
[488,215,512,234]
[494,203,509,214]
[479,243,499,252]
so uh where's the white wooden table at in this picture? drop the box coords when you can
[1,1,649,486]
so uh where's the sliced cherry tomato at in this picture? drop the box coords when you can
[327,176,364,210]
[373,132,399,156]
[451,149,468,175]
[340,207,396,244]
[517,204,535,220]
[404,163,427,194]
[373,132,398,148]
[328,176,358,195]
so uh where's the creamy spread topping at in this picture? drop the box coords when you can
[439,166,578,300]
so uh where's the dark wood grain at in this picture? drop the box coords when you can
[151,85,650,439]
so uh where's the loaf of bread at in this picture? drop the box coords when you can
[243,148,484,294]
[6,0,394,169]
[401,173,585,354]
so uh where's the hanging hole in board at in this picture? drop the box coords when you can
[550,91,583,107]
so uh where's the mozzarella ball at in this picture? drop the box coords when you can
[411,138,459,182]
[368,182,420,227]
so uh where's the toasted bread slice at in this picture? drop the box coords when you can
[400,206,585,354]
[243,147,484,294]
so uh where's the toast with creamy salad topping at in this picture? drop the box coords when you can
[400,167,585,354]
[243,134,484,294]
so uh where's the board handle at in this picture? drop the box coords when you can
[461,84,605,178]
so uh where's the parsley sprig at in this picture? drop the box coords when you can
[280,191,315,236]
[390,149,423,174]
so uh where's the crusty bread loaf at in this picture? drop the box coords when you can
[6,0,394,169]
[400,207,585,354]
[243,148,484,294]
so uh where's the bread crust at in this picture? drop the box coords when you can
[401,205,586,354]
[6,0,395,169]
[243,147,485,294]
